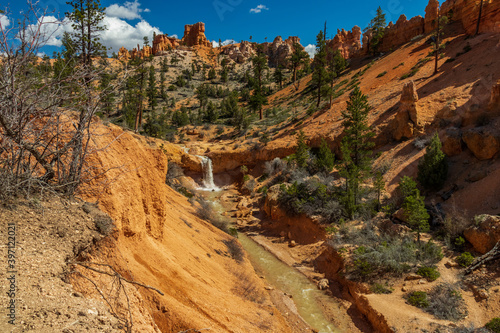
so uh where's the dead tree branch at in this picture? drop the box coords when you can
[465,241,500,274]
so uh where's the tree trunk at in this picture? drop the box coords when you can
[434,12,441,75]
[475,0,484,36]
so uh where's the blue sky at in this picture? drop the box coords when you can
[1,0,430,57]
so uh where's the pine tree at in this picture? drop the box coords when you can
[364,7,386,55]
[273,65,284,89]
[339,86,375,217]
[295,130,309,169]
[432,9,449,75]
[316,138,335,173]
[312,30,328,107]
[249,48,268,119]
[290,42,308,89]
[159,71,166,100]
[66,0,107,68]
[99,71,115,116]
[205,101,218,123]
[327,49,347,106]
[397,176,429,243]
[418,132,448,190]
[147,65,157,110]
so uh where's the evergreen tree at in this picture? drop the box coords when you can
[316,138,335,173]
[290,42,308,89]
[295,130,309,169]
[249,49,269,119]
[159,71,166,100]
[312,30,328,107]
[147,65,157,110]
[432,8,449,75]
[205,101,218,123]
[327,50,347,106]
[418,132,448,190]
[398,177,429,243]
[99,71,115,116]
[273,65,284,89]
[364,6,386,55]
[339,86,374,217]
[66,0,107,68]
[208,68,216,80]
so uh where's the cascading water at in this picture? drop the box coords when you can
[197,155,219,191]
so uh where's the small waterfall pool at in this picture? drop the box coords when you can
[196,155,220,191]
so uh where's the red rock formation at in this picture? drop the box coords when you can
[379,15,425,53]
[266,36,304,67]
[152,34,179,55]
[326,26,362,59]
[463,127,500,160]
[489,80,500,111]
[458,0,500,34]
[392,81,421,140]
[424,0,440,34]
[441,127,463,156]
[222,41,256,63]
[181,22,211,48]
[118,46,130,61]
[464,215,500,254]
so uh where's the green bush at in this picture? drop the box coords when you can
[486,318,500,333]
[417,132,448,190]
[456,252,474,267]
[407,291,429,308]
[371,283,392,294]
[376,71,387,78]
[417,266,440,282]
[427,284,467,321]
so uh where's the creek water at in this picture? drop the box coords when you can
[194,156,338,333]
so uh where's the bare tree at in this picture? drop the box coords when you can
[0,1,112,197]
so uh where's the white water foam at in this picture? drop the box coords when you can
[196,155,220,191]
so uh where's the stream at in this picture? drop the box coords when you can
[193,156,338,333]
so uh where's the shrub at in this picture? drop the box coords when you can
[407,291,429,308]
[223,239,244,263]
[427,283,467,321]
[486,318,500,333]
[417,266,440,281]
[418,132,448,190]
[371,283,392,294]
[456,252,474,267]
[376,71,387,78]
[264,157,287,176]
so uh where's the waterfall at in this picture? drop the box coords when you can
[197,155,219,191]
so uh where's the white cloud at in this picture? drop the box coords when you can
[250,4,269,13]
[106,0,148,20]
[170,34,178,39]
[36,52,46,57]
[212,39,235,47]
[26,16,69,47]
[305,44,316,58]
[143,8,150,13]
[0,14,10,28]
[100,16,162,53]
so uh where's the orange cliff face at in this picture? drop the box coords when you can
[74,123,292,332]
[181,22,212,48]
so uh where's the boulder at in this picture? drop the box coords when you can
[463,127,500,160]
[318,279,329,290]
[441,127,463,156]
[489,80,500,111]
[405,273,423,281]
[464,215,500,254]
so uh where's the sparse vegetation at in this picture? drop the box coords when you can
[376,71,387,78]
[407,291,429,308]
[456,252,474,267]
[485,318,500,333]
[417,266,440,281]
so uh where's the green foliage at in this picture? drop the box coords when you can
[427,284,467,321]
[399,176,419,200]
[407,291,429,308]
[417,266,440,282]
[376,71,387,78]
[364,7,386,54]
[204,101,218,123]
[295,130,309,169]
[290,42,309,85]
[147,65,157,110]
[403,192,430,242]
[316,138,335,173]
[339,86,375,217]
[98,71,115,116]
[312,30,328,107]
[456,252,474,267]
[171,110,190,127]
[249,50,269,118]
[418,132,448,190]
[143,112,169,138]
[485,318,500,333]
[371,283,393,294]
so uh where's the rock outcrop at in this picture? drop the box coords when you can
[181,22,211,47]
[263,36,303,67]
[392,81,421,140]
[489,80,500,111]
[464,215,500,254]
[222,41,256,63]
[118,46,130,61]
[326,26,363,59]
[379,15,425,53]
[463,127,500,160]
[458,0,500,34]
[441,127,463,156]
[152,34,179,55]
[424,0,440,34]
